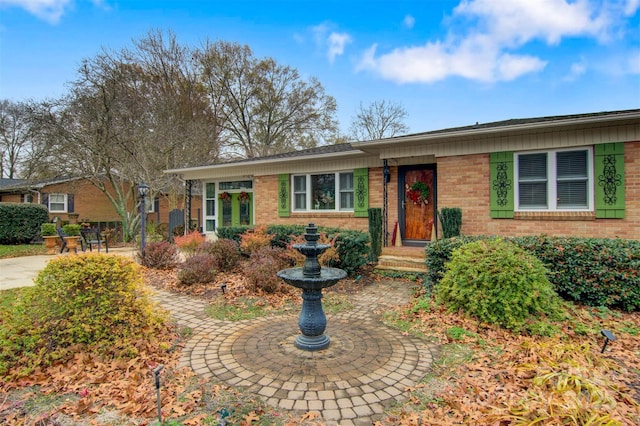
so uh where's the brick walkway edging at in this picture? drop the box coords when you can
[153,280,438,426]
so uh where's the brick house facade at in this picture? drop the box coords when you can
[167,109,640,243]
[0,177,200,236]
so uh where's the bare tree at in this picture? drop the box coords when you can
[0,99,33,178]
[197,41,338,158]
[35,30,220,241]
[349,100,409,141]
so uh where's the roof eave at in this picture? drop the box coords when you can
[352,110,640,150]
[165,149,365,175]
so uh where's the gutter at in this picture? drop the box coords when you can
[351,110,640,149]
[165,149,365,175]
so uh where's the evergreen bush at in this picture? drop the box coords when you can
[435,238,562,332]
[439,207,462,238]
[368,208,382,262]
[0,203,50,244]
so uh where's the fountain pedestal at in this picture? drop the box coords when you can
[277,223,347,351]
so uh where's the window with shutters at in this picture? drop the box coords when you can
[516,148,592,211]
[48,193,67,212]
[291,172,354,212]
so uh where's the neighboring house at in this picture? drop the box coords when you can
[0,177,201,234]
[170,108,638,244]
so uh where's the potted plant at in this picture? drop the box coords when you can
[41,223,58,254]
[62,224,82,253]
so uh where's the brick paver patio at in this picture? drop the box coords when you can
[153,280,438,425]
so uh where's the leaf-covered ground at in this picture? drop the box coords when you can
[1,266,639,425]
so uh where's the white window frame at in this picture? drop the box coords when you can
[291,171,354,212]
[515,147,594,212]
[22,193,34,203]
[202,180,255,235]
[48,193,67,213]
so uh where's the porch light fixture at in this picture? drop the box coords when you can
[138,182,149,253]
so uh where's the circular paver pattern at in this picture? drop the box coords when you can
[155,281,438,425]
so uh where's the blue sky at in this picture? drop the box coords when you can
[1,0,639,135]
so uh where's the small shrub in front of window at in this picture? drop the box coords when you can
[174,230,205,257]
[240,225,273,255]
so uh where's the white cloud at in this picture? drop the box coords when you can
[564,59,587,81]
[403,14,415,29]
[310,22,352,63]
[357,0,632,84]
[626,50,640,74]
[624,0,640,16]
[0,0,71,23]
[327,32,352,63]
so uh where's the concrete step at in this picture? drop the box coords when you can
[375,254,427,273]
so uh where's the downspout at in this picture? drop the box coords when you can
[382,160,390,247]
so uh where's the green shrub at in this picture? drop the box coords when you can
[137,241,180,269]
[244,246,289,293]
[267,224,306,249]
[216,226,252,243]
[0,203,50,244]
[425,236,487,291]
[511,236,640,311]
[62,223,81,236]
[0,255,164,375]
[368,208,383,262]
[439,207,462,238]
[178,254,217,285]
[40,222,57,236]
[435,238,562,332]
[330,229,370,275]
[198,239,242,272]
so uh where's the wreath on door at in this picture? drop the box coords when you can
[406,181,430,205]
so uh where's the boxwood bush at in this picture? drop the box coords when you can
[435,238,562,332]
[0,203,50,244]
[426,235,640,311]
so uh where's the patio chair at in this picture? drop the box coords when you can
[81,227,108,253]
[56,227,68,253]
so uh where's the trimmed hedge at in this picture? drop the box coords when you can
[0,203,50,244]
[426,235,640,311]
[217,224,370,275]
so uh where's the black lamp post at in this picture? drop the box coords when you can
[138,182,149,253]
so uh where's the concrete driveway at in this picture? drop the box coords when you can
[0,247,137,291]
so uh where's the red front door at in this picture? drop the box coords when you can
[402,168,435,241]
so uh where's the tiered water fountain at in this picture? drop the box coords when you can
[277,223,347,351]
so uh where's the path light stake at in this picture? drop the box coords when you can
[221,283,227,294]
[600,330,616,353]
[152,364,164,424]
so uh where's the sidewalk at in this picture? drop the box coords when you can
[0,246,137,291]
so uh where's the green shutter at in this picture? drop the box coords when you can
[277,174,290,217]
[353,168,369,217]
[490,152,514,218]
[595,143,625,218]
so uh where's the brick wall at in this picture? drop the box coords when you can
[4,180,200,228]
[252,172,385,232]
[436,141,640,239]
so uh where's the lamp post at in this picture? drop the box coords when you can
[138,182,149,253]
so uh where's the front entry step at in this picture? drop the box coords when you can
[375,246,427,273]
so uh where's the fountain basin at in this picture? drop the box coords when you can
[277,267,346,291]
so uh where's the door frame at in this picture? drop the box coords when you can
[398,164,437,246]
